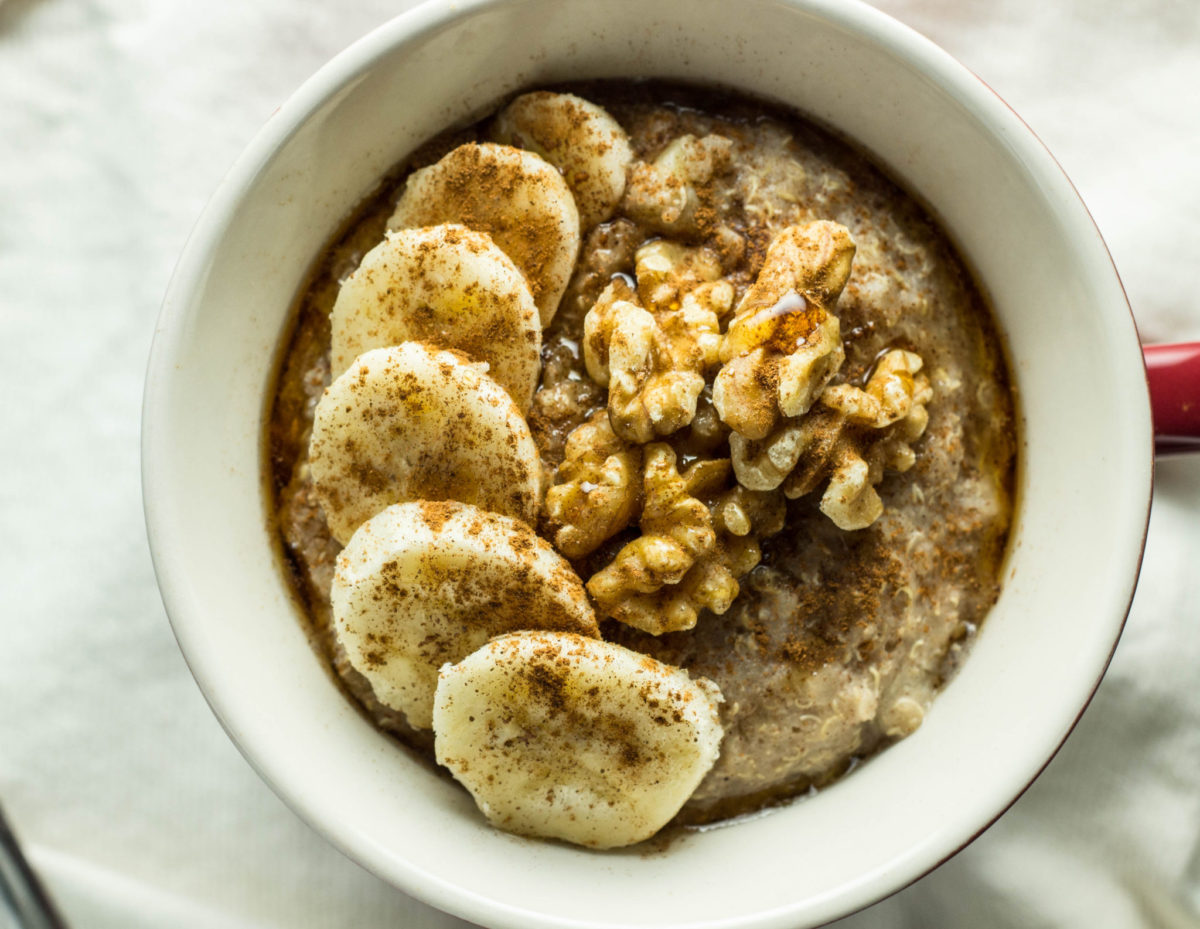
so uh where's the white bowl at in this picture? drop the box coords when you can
[142,0,1152,926]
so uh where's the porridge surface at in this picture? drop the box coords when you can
[268,83,1015,824]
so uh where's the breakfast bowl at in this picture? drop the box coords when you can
[141,0,1182,925]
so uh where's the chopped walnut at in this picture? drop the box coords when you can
[586,446,785,635]
[582,243,733,443]
[729,350,934,530]
[543,411,643,559]
[712,221,855,441]
[622,134,733,239]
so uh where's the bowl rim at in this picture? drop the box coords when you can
[142,0,1154,925]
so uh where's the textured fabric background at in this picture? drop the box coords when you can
[1,0,1197,926]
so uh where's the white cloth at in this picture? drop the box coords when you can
[0,0,1196,926]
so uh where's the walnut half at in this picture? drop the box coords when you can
[543,411,643,559]
[622,134,734,239]
[583,243,733,443]
[586,445,718,632]
[712,221,854,441]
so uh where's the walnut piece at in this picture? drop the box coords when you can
[729,350,934,530]
[587,292,706,443]
[711,483,786,539]
[586,446,785,635]
[622,134,733,239]
[543,411,643,559]
[712,221,855,440]
[819,446,885,530]
[582,243,733,443]
[820,349,930,430]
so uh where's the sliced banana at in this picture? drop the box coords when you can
[333,502,598,730]
[491,91,634,230]
[434,631,724,849]
[309,343,541,545]
[388,142,580,327]
[330,224,541,411]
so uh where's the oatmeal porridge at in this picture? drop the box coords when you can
[267,83,1015,846]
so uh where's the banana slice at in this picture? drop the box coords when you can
[491,91,634,230]
[330,224,541,411]
[433,631,724,848]
[388,142,580,327]
[333,502,598,730]
[309,343,541,545]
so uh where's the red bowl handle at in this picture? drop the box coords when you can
[1145,341,1200,456]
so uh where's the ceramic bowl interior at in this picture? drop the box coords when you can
[143,0,1152,926]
